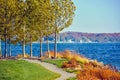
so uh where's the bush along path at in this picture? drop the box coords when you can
[24,59,76,80]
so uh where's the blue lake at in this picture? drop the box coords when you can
[1,42,120,70]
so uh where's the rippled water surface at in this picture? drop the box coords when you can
[1,43,120,70]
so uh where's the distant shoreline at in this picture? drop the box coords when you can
[32,42,120,44]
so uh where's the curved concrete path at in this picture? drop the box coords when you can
[24,59,76,80]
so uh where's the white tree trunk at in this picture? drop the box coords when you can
[22,40,25,57]
[23,26,25,57]
[54,29,57,58]
[9,38,11,57]
[40,37,42,57]
[47,37,50,58]
[9,44,11,57]
[30,35,32,57]
[4,28,7,58]
[0,37,2,57]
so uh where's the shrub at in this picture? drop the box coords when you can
[59,50,89,64]
[77,68,120,80]
[69,58,77,67]
[84,61,98,68]
[57,53,63,58]
[45,51,54,58]
[72,53,88,63]
[45,50,89,64]
[59,50,72,60]
[62,58,77,68]
[45,51,60,58]
[17,54,22,58]
[62,58,80,69]
[62,62,72,68]
[77,74,99,80]
[17,54,29,58]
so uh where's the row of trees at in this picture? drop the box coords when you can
[0,0,76,58]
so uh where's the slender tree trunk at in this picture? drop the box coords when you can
[9,37,11,57]
[47,36,50,58]
[54,29,57,58]
[0,37,2,57]
[9,43,11,57]
[23,26,25,57]
[30,35,32,57]
[23,38,25,57]
[40,33,42,57]
[4,28,7,58]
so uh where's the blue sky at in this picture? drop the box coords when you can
[62,0,120,33]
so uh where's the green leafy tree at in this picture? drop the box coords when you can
[34,0,54,57]
[44,15,55,58]
[0,0,26,58]
[25,0,42,57]
[52,0,76,58]
[14,0,28,57]
[0,0,76,58]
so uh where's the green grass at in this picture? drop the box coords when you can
[67,77,77,80]
[65,68,77,73]
[44,59,77,73]
[0,60,60,80]
[44,59,68,68]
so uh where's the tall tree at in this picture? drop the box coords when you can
[0,0,76,58]
[0,0,25,58]
[34,0,54,57]
[14,0,28,57]
[0,0,3,55]
[25,0,43,57]
[52,0,76,58]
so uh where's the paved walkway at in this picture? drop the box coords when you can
[24,59,76,80]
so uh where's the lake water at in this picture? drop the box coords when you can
[1,42,120,70]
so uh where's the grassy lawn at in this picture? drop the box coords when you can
[44,59,68,68]
[44,59,77,73]
[0,60,60,80]
[67,77,77,80]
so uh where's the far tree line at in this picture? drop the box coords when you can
[0,0,76,58]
